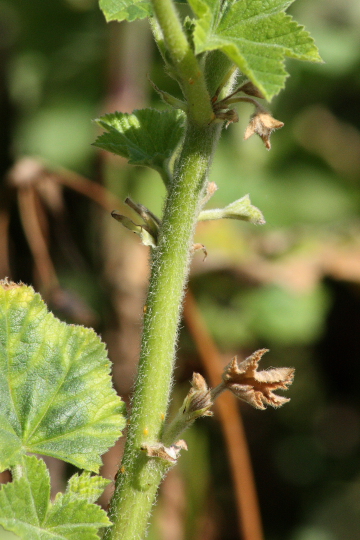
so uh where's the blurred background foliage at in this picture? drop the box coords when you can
[1,1,360,539]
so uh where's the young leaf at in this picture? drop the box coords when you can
[0,455,111,540]
[99,0,152,23]
[198,194,265,224]
[64,471,111,504]
[0,281,126,473]
[94,109,185,186]
[188,0,322,100]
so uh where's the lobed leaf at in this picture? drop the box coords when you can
[188,0,322,100]
[0,281,126,473]
[0,455,111,540]
[94,108,186,186]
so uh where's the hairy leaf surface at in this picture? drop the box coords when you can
[94,109,185,182]
[99,0,152,22]
[0,281,126,473]
[188,0,322,100]
[0,456,110,540]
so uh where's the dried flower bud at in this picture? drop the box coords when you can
[238,81,266,99]
[222,349,294,410]
[244,109,284,149]
[183,373,213,418]
[161,373,213,447]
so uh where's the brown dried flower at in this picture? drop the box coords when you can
[244,108,284,149]
[222,349,294,410]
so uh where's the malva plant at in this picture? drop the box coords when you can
[0,1,321,539]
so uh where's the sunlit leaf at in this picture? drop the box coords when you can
[0,281,126,473]
[99,0,152,22]
[188,0,322,100]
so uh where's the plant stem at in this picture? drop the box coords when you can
[150,0,213,125]
[103,4,222,538]
[105,120,221,540]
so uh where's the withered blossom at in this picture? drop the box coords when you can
[244,109,284,149]
[222,349,294,410]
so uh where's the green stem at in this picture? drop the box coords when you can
[104,3,222,539]
[150,0,213,125]
[105,120,221,540]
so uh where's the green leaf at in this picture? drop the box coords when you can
[64,471,111,504]
[0,455,110,540]
[94,109,185,184]
[99,0,152,22]
[0,281,126,473]
[188,0,322,100]
[198,194,265,224]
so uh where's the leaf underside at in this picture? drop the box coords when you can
[0,455,111,540]
[98,0,187,22]
[0,281,126,473]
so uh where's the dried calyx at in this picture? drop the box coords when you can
[244,107,284,150]
[212,80,284,148]
[150,351,294,462]
[212,349,295,410]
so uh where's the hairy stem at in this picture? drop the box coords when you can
[150,0,213,125]
[105,120,221,540]
[103,3,223,538]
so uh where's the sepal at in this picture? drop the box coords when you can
[221,349,295,410]
[111,198,161,248]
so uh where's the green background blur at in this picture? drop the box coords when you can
[1,1,360,539]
